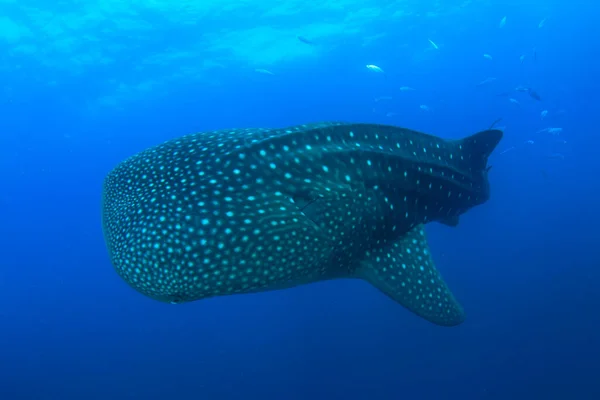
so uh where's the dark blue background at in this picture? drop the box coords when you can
[1,1,598,399]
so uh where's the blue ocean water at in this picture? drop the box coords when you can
[1,1,599,399]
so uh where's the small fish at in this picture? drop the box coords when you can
[499,146,516,155]
[374,96,392,102]
[499,16,507,28]
[541,110,548,119]
[538,18,546,28]
[255,68,274,75]
[547,153,565,160]
[102,122,503,327]
[477,77,497,86]
[509,98,520,105]
[525,140,535,145]
[428,39,439,50]
[488,118,503,130]
[419,104,430,111]
[514,85,529,92]
[483,54,493,60]
[539,127,563,135]
[399,86,415,92]
[366,64,385,73]
[297,36,314,45]
[528,88,541,101]
[520,54,526,64]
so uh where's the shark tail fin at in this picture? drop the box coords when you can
[461,129,503,171]
[356,225,465,327]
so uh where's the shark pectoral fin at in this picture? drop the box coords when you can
[357,225,465,326]
[438,216,460,227]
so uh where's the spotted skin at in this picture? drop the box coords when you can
[102,122,502,326]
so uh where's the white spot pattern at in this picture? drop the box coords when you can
[101,122,501,326]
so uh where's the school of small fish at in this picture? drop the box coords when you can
[251,15,564,164]
[361,15,565,164]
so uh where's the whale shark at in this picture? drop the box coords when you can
[102,122,502,326]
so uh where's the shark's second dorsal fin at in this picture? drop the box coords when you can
[357,225,465,326]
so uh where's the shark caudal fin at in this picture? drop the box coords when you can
[357,225,465,327]
[461,129,503,171]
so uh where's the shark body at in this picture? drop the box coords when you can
[102,122,502,326]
